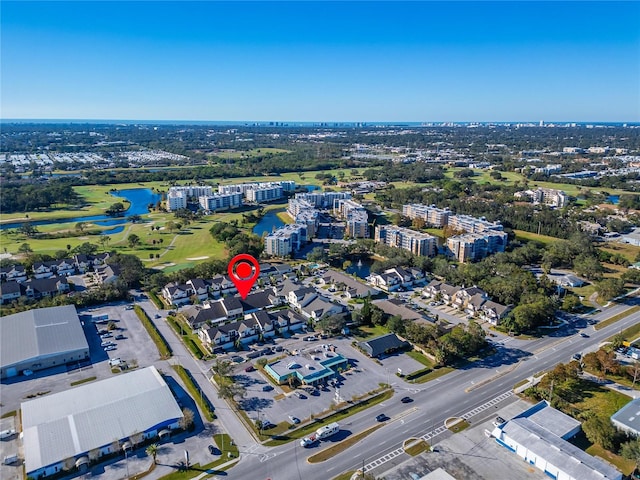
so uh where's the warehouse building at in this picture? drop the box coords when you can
[611,397,640,436]
[0,305,89,379]
[491,400,621,480]
[22,366,184,479]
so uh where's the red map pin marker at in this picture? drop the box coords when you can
[228,254,260,299]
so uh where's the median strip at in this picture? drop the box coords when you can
[307,424,384,464]
[595,306,640,330]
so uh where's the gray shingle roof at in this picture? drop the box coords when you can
[0,305,88,369]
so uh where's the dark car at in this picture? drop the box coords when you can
[376,414,387,422]
[580,332,589,338]
[245,365,255,372]
[401,396,413,403]
[208,445,217,455]
[115,334,125,340]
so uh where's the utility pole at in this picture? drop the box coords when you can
[549,380,554,406]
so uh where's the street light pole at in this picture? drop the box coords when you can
[123,446,129,480]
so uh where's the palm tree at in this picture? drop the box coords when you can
[145,443,159,464]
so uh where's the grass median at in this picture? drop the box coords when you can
[307,424,384,464]
[263,389,393,447]
[596,305,640,330]
[171,365,216,422]
[134,306,172,359]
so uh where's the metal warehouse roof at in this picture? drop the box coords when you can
[22,366,183,474]
[0,305,89,369]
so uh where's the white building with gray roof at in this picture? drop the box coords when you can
[492,400,621,480]
[22,366,183,479]
[0,305,89,379]
[611,397,640,437]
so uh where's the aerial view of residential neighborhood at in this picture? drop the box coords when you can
[1,2,639,480]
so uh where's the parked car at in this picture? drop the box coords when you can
[22,369,33,376]
[492,416,506,427]
[289,416,300,424]
[100,341,114,347]
[0,429,16,439]
[208,445,218,455]
[155,314,161,319]
[125,305,134,310]
[245,365,255,372]
[100,333,113,339]
[104,345,117,351]
[262,385,274,392]
[295,391,306,399]
[115,334,125,340]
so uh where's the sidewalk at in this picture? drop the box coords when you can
[581,371,640,399]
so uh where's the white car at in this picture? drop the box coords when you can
[22,369,33,376]
[104,345,117,351]
[0,429,16,439]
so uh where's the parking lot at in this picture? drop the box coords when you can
[0,416,21,480]
[0,302,162,415]
[223,333,421,429]
[380,399,546,480]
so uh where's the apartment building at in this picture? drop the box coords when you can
[245,185,283,203]
[169,185,213,198]
[402,204,450,227]
[447,214,503,233]
[198,192,243,212]
[167,189,187,212]
[333,198,369,238]
[374,225,437,257]
[514,188,568,208]
[446,231,507,262]
[295,191,351,208]
[264,224,308,257]
[218,180,295,197]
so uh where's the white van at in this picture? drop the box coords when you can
[3,454,18,465]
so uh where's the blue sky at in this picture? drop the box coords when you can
[2,1,639,122]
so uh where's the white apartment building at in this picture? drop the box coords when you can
[167,190,187,212]
[198,192,243,212]
[246,185,283,203]
[448,214,503,234]
[333,199,369,238]
[402,204,450,227]
[264,224,307,257]
[514,188,569,208]
[169,185,213,198]
[218,181,295,197]
[295,191,351,209]
[374,225,437,256]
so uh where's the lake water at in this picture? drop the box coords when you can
[1,188,162,232]
[253,209,286,236]
[345,257,373,279]
[607,195,620,205]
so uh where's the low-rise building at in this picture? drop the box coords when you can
[611,397,640,436]
[492,400,621,480]
[358,333,410,358]
[319,270,379,299]
[22,366,183,479]
[264,353,348,386]
[1,305,89,379]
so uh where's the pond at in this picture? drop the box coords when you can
[1,188,162,232]
[252,209,286,236]
[345,256,373,279]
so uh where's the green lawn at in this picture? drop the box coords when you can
[514,229,557,247]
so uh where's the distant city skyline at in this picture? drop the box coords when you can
[2,1,639,122]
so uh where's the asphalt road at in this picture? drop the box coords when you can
[205,296,640,480]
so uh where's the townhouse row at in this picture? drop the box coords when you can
[423,280,513,325]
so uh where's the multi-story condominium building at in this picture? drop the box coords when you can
[446,231,508,262]
[374,225,437,257]
[287,198,314,218]
[245,185,283,203]
[198,192,243,212]
[295,191,351,209]
[333,199,369,238]
[169,185,213,198]
[402,204,450,227]
[218,181,296,197]
[264,224,308,257]
[447,214,503,234]
[514,188,568,208]
[167,189,187,212]
[295,209,319,238]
